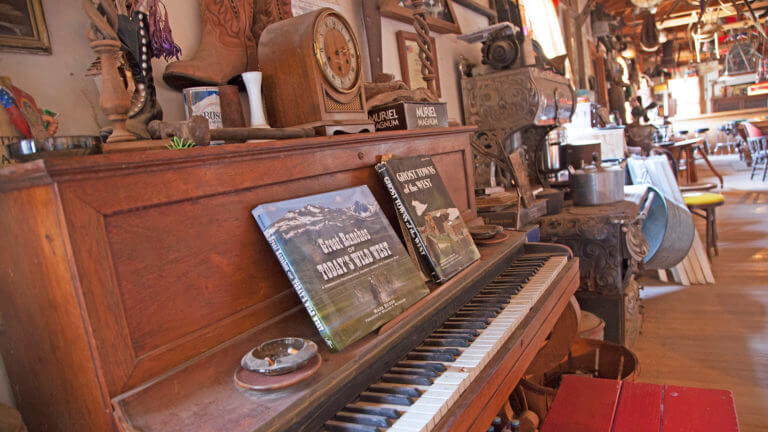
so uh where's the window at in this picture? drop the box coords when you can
[521,0,566,58]
[668,76,701,118]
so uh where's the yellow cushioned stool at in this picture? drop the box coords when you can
[683,192,725,259]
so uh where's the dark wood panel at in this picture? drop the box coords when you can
[0,186,114,432]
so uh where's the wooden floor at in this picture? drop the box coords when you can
[633,154,768,431]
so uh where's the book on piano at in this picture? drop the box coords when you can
[376,155,481,282]
[252,186,429,352]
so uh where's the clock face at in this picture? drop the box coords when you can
[313,12,360,92]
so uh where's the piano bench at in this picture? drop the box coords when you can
[540,375,739,432]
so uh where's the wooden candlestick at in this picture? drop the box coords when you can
[90,39,134,143]
[411,0,437,97]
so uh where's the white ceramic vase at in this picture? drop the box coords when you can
[241,71,270,128]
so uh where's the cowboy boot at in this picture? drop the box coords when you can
[119,10,163,138]
[163,0,257,90]
[251,0,292,69]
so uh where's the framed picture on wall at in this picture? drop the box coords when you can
[0,0,51,54]
[453,0,497,22]
[396,30,441,97]
[380,0,461,34]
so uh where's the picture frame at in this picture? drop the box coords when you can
[379,0,461,35]
[453,0,497,22]
[396,30,441,97]
[0,0,51,54]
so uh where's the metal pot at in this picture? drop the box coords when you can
[571,158,625,206]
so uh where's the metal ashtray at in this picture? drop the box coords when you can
[240,337,318,376]
[5,136,102,162]
[469,224,504,240]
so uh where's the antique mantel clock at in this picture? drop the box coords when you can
[259,8,373,135]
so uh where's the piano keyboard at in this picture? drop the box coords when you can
[323,254,569,432]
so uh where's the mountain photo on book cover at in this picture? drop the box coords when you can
[252,186,428,351]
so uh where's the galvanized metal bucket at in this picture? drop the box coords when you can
[640,185,695,269]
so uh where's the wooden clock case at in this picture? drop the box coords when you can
[258,8,374,135]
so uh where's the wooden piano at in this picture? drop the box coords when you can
[0,127,578,432]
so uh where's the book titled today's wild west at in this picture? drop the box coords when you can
[376,155,481,282]
[252,186,429,352]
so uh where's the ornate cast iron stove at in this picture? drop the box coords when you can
[539,201,648,347]
[461,66,574,186]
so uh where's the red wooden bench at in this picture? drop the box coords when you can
[541,375,740,431]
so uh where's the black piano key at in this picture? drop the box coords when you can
[495,276,529,283]
[447,317,491,325]
[396,360,446,371]
[462,304,504,311]
[414,346,463,356]
[335,411,393,428]
[471,296,511,303]
[430,330,476,338]
[443,321,487,329]
[421,337,470,347]
[406,352,456,362]
[509,258,547,269]
[381,373,433,386]
[431,331,477,341]
[428,332,474,339]
[454,310,497,318]
[359,391,415,406]
[497,277,531,283]
[345,402,404,419]
[369,383,424,397]
[389,367,439,377]
[483,287,522,295]
[325,419,383,432]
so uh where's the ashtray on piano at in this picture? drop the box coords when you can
[235,338,322,390]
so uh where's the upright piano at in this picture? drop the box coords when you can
[0,127,578,432]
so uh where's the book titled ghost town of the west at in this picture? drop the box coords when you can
[252,186,429,352]
[376,155,481,282]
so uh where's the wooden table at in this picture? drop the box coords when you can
[541,375,740,432]
[746,118,768,130]
[658,137,724,187]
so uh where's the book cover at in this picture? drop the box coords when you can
[252,186,429,352]
[376,155,481,282]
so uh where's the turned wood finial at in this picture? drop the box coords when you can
[411,0,437,97]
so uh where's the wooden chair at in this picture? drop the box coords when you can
[683,192,725,259]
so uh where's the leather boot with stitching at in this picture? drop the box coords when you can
[163,0,257,91]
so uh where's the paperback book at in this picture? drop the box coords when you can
[252,186,429,352]
[376,155,480,282]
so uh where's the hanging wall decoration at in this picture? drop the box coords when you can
[396,30,441,97]
[379,0,461,34]
[453,0,497,22]
[0,0,51,54]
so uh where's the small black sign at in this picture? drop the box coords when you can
[368,102,448,131]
